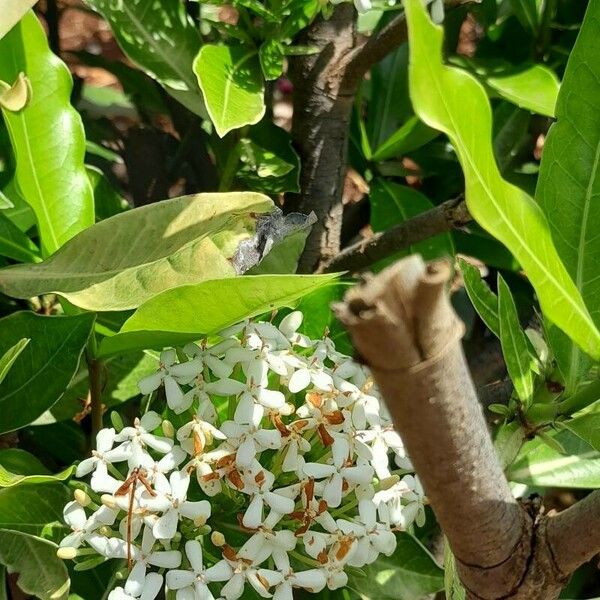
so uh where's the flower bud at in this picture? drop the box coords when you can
[97,525,112,537]
[211,531,225,547]
[74,489,91,507]
[162,419,175,438]
[194,515,207,527]
[115,568,128,580]
[379,475,400,491]
[110,411,124,432]
[56,546,77,560]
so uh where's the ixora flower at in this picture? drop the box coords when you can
[58,311,427,599]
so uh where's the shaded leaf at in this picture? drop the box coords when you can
[0,210,39,262]
[459,258,500,337]
[0,529,69,600]
[498,275,535,404]
[0,483,70,535]
[0,312,95,434]
[0,12,94,256]
[403,0,600,360]
[194,44,265,137]
[0,338,29,385]
[0,192,274,312]
[536,0,600,394]
[99,273,339,356]
[84,0,205,118]
[372,116,439,162]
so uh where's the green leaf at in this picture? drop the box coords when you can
[563,399,600,452]
[536,0,600,394]
[0,210,40,262]
[87,165,129,222]
[370,179,454,261]
[443,538,466,600]
[0,463,73,488]
[0,312,95,434]
[0,483,70,535]
[508,0,541,32]
[84,0,205,118]
[459,258,500,337]
[498,275,535,404]
[372,116,439,162]
[0,190,13,209]
[99,273,339,356]
[0,192,274,312]
[484,63,559,118]
[347,532,444,600]
[0,12,95,256]
[1,180,35,232]
[494,421,526,469]
[508,429,600,488]
[403,0,600,360]
[0,337,29,385]
[0,0,37,40]
[259,39,284,81]
[237,121,300,194]
[0,529,69,600]
[194,44,265,137]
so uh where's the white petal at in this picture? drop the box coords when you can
[279,311,303,338]
[60,531,84,549]
[242,494,264,530]
[303,462,336,479]
[342,465,374,485]
[138,371,163,395]
[75,456,97,478]
[257,388,285,409]
[64,501,86,530]
[148,550,182,569]
[165,376,185,411]
[205,560,233,583]
[205,355,234,379]
[247,570,274,598]
[96,427,116,453]
[221,573,245,600]
[238,532,268,562]
[264,491,295,515]
[372,529,397,556]
[170,470,190,502]
[142,433,174,454]
[288,368,311,393]
[273,581,293,600]
[153,508,179,540]
[161,349,178,366]
[236,436,257,468]
[311,370,334,391]
[140,573,164,600]
[140,411,162,432]
[125,561,147,597]
[323,473,343,508]
[359,499,377,529]
[234,394,257,425]
[328,570,348,590]
[185,539,204,572]
[292,569,327,592]
[180,500,211,521]
[254,429,282,451]
[166,569,195,590]
[169,357,203,379]
[205,378,246,396]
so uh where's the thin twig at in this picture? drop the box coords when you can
[320,197,471,272]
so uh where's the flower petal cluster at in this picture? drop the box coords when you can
[59,312,426,599]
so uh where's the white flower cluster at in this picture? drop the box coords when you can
[59,312,426,600]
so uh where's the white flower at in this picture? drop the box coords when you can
[241,468,296,530]
[76,428,130,477]
[336,500,397,567]
[141,470,211,540]
[358,424,406,479]
[166,540,231,599]
[107,573,163,600]
[287,346,333,394]
[219,420,281,469]
[114,411,173,454]
[60,501,116,549]
[266,568,327,600]
[177,412,226,457]
[138,349,193,411]
[128,527,181,595]
[278,311,311,348]
[303,442,374,508]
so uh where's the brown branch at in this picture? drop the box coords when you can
[320,197,471,272]
[333,256,567,599]
[546,489,600,577]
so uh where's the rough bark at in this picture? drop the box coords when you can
[289,4,363,273]
[332,256,592,599]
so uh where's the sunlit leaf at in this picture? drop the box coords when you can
[403,0,600,360]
